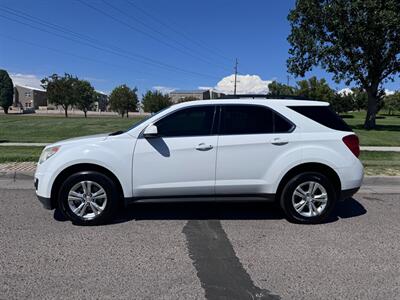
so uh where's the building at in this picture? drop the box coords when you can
[169,89,224,103]
[12,85,47,112]
[94,91,109,112]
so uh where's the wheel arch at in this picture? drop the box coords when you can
[276,162,341,201]
[50,163,124,208]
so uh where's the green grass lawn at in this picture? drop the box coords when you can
[0,146,43,163]
[340,111,400,146]
[0,115,144,143]
[359,151,400,176]
[0,111,398,145]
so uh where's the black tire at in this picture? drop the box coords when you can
[280,172,337,224]
[58,171,119,225]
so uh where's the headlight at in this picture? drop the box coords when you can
[39,146,60,164]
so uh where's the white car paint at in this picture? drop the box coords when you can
[35,99,364,203]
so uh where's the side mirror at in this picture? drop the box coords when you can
[143,124,158,138]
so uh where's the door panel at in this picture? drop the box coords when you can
[133,136,217,197]
[215,104,297,195]
[215,133,297,194]
[132,105,218,198]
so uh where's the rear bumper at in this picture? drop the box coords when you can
[339,187,360,201]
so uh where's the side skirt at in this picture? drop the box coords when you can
[124,194,275,207]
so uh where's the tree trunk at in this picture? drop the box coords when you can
[3,107,8,114]
[64,107,68,118]
[364,87,378,130]
[126,109,129,118]
[84,110,87,118]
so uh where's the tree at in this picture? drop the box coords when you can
[41,73,77,117]
[177,96,198,103]
[142,90,172,113]
[295,77,335,102]
[331,93,355,114]
[268,81,295,96]
[287,0,400,129]
[351,88,368,111]
[109,85,138,118]
[0,69,14,114]
[384,92,400,115]
[74,79,96,118]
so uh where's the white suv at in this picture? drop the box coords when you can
[35,99,363,225]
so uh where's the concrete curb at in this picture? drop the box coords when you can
[362,176,400,185]
[0,172,35,180]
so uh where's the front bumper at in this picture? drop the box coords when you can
[339,187,360,201]
[34,174,55,210]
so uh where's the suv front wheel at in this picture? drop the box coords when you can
[58,171,119,225]
[280,172,337,224]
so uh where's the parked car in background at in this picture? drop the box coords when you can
[35,99,363,225]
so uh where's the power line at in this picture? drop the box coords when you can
[0,6,213,78]
[0,33,159,78]
[77,0,230,72]
[0,8,217,80]
[101,0,231,71]
[126,0,233,63]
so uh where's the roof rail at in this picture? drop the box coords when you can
[221,94,310,100]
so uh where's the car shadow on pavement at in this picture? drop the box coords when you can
[53,197,367,225]
[117,197,366,224]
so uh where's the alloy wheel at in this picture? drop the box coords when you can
[67,181,107,220]
[291,181,328,218]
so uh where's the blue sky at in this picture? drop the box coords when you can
[0,0,398,96]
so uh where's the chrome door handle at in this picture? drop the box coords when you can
[271,138,288,146]
[196,143,213,151]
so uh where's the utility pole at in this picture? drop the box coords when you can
[233,58,238,95]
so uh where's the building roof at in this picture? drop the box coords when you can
[170,90,209,94]
[14,84,46,92]
[95,90,109,96]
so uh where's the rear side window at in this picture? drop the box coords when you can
[219,105,273,135]
[274,113,294,133]
[156,106,215,137]
[288,106,352,132]
[219,105,294,135]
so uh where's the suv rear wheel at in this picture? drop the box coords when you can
[280,172,337,224]
[58,171,119,225]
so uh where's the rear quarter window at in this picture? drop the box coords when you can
[288,106,352,132]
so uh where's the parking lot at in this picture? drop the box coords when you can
[1,179,399,299]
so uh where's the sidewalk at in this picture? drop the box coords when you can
[361,146,400,152]
[0,162,37,178]
[0,142,48,147]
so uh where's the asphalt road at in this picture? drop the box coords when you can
[0,179,399,299]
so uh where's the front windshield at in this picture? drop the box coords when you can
[127,107,169,131]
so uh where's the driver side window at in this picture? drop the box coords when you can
[155,106,215,137]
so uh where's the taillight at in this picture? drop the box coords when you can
[342,135,360,157]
